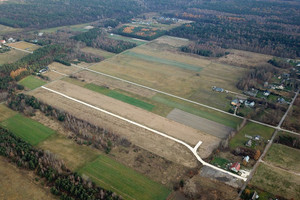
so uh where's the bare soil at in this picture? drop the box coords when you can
[167,108,234,139]
[183,171,238,200]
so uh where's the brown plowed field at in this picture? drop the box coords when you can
[30,81,221,167]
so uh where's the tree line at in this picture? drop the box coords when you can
[72,28,137,53]
[0,127,120,200]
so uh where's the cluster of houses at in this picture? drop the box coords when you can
[231,99,255,108]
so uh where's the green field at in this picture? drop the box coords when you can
[84,83,155,111]
[78,156,170,200]
[152,94,241,128]
[18,75,46,90]
[124,51,203,72]
[40,23,92,33]
[108,34,147,46]
[265,143,300,173]
[229,122,274,150]
[0,114,55,145]
[251,163,300,199]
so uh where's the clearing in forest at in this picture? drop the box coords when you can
[0,114,55,145]
[6,41,40,52]
[18,75,46,90]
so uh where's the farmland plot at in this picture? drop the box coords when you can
[30,81,221,166]
[6,41,40,52]
[89,36,248,111]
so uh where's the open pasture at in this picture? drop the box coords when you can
[0,157,55,200]
[264,143,300,173]
[89,36,248,111]
[29,81,219,166]
[18,75,46,90]
[48,61,78,75]
[0,48,28,65]
[6,41,40,52]
[38,134,100,171]
[251,163,300,199]
[0,114,55,145]
[81,47,116,59]
[108,34,147,46]
[79,156,170,200]
[0,24,21,35]
[0,104,16,121]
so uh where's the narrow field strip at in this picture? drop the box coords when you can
[124,51,202,72]
[41,86,247,181]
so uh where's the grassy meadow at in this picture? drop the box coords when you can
[251,163,300,199]
[264,143,300,173]
[78,156,171,200]
[18,75,46,90]
[0,114,55,145]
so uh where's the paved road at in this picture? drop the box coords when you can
[4,44,33,54]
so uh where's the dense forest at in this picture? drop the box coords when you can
[0,127,120,200]
[0,45,67,91]
[72,28,137,53]
[0,0,142,28]
[168,20,300,58]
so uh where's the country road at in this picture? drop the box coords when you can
[71,63,300,136]
[42,86,247,181]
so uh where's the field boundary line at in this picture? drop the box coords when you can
[71,64,299,134]
[51,70,68,76]
[41,86,246,181]
[4,44,33,54]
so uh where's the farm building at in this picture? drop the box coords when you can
[0,40,6,44]
[245,100,255,107]
[245,139,252,147]
[263,90,270,96]
[39,66,49,73]
[231,99,239,106]
[212,86,224,92]
[244,88,258,97]
[230,162,240,173]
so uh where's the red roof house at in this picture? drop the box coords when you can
[0,40,6,44]
[230,162,240,173]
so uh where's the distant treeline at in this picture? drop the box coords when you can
[0,127,120,200]
[168,20,300,58]
[72,28,136,53]
[0,0,140,28]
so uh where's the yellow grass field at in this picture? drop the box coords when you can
[0,24,21,35]
[6,41,40,51]
[0,48,28,64]
[0,157,55,200]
